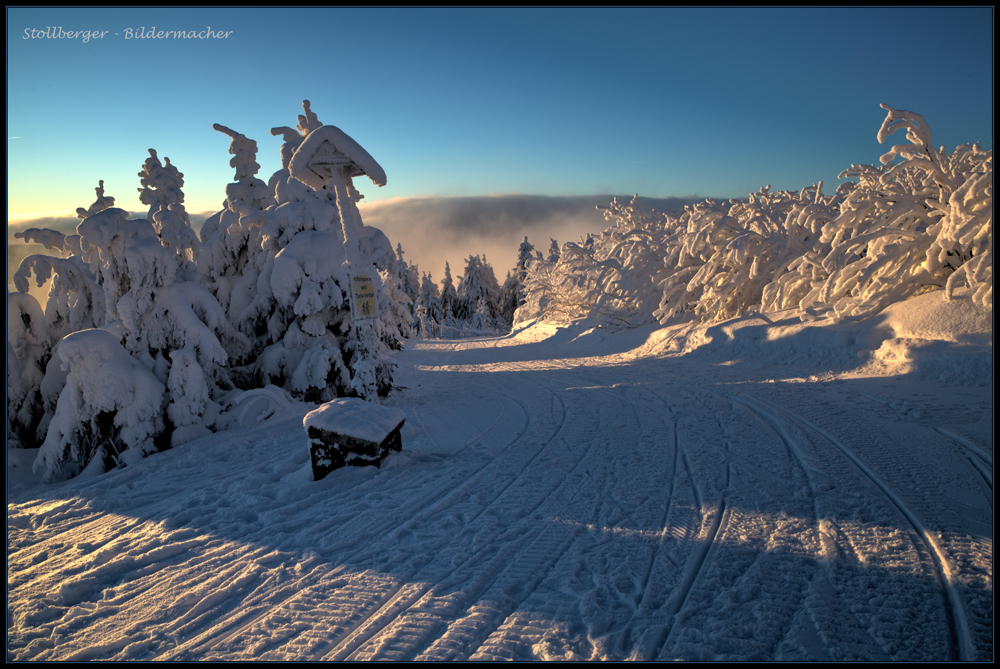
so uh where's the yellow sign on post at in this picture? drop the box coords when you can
[350,273,377,321]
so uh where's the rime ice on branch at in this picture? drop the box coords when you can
[76,180,116,220]
[518,104,991,327]
[14,181,114,256]
[212,123,272,216]
[137,149,200,270]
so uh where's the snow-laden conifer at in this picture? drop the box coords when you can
[33,329,166,482]
[138,149,200,274]
[547,238,561,264]
[498,270,519,328]
[200,101,401,401]
[198,124,274,337]
[6,293,51,448]
[417,272,443,335]
[396,243,421,312]
[9,101,408,479]
[440,262,458,323]
[456,255,500,323]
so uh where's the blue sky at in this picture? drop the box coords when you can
[8,7,993,218]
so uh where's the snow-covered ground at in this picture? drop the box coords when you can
[7,289,992,661]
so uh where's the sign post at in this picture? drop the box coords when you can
[350,272,377,322]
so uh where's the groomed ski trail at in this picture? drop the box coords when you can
[7,324,993,661]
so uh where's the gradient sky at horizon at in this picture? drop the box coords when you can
[7,7,994,218]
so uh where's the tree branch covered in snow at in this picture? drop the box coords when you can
[9,101,413,480]
[519,105,992,328]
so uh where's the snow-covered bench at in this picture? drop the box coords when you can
[304,398,405,480]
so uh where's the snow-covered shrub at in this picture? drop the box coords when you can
[33,329,166,482]
[657,185,842,323]
[519,200,683,326]
[517,234,606,324]
[521,104,991,328]
[764,105,992,321]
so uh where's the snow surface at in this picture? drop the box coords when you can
[7,290,992,661]
[304,399,405,445]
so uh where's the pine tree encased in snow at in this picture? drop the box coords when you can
[138,149,200,274]
[7,292,52,448]
[455,255,501,325]
[199,101,403,402]
[9,100,410,481]
[439,262,458,325]
[33,329,166,482]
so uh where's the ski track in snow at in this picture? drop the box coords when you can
[7,325,993,661]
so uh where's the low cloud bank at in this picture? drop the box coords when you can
[360,194,704,280]
[8,194,706,292]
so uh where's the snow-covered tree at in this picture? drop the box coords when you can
[199,101,401,402]
[469,297,493,331]
[33,329,166,482]
[7,292,51,448]
[440,261,458,323]
[137,149,200,274]
[396,243,421,312]
[520,105,991,328]
[547,238,561,264]
[455,255,500,324]
[8,184,127,450]
[498,270,520,328]
[12,254,105,344]
[417,272,443,333]
[10,101,409,480]
[763,105,992,320]
[76,179,116,220]
[653,185,841,324]
[197,124,274,341]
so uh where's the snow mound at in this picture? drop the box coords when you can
[669,289,992,385]
[514,286,991,388]
[857,288,992,386]
[875,287,992,343]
